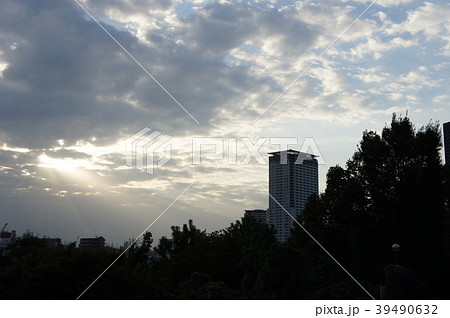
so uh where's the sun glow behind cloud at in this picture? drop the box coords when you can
[1,144,30,153]
[38,154,92,171]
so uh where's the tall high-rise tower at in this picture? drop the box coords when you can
[444,122,450,166]
[267,149,318,242]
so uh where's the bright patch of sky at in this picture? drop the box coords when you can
[175,1,196,18]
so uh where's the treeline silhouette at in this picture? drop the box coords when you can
[1,115,449,299]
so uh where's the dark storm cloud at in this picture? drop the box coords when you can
[0,149,40,168]
[0,0,149,148]
[187,2,258,53]
[184,2,317,55]
[0,0,222,148]
[0,0,322,150]
[258,7,317,57]
[46,148,91,160]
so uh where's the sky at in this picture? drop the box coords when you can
[1,0,449,245]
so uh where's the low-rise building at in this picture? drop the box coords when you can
[244,209,268,224]
[0,230,16,250]
[79,236,105,248]
[44,237,62,248]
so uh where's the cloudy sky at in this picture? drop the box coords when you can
[1,0,449,245]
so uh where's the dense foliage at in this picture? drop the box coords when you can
[292,115,449,299]
[1,115,449,299]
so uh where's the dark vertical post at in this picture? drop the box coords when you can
[443,122,450,165]
[392,243,401,264]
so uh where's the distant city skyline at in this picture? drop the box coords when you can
[1,0,450,245]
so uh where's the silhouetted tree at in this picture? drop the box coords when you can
[126,231,153,267]
[292,114,448,298]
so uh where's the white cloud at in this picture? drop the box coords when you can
[339,0,416,7]
[353,66,389,83]
[386,2,450,37]
[432,94,450,103]
[346,36,417,60]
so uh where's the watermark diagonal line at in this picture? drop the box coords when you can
[71,0,199,125]
[251,0,378,125]
[248,174,376,300]
[76,178,199,300]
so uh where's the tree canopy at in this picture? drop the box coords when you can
[293,115,448,298]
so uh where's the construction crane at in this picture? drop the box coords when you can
[0,223,7,233]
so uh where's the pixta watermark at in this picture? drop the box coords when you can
[126,128,172,174]
[126,128,325,174]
